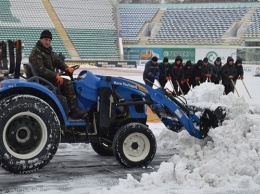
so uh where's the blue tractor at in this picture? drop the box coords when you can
[0,41,224,174]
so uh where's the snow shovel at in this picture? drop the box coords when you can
[153,78,161,89]
[241,79,252,99]
[169,79,178,95]
[196,79,201,86]
[200,106,226,138]
[187,81,192,90]
[231,79,239,97]
[176,80,184,95]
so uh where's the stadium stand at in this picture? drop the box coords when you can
[0,0,259,60]
[119,8,158,43]
[119,0,260,3]
[0,0,70,59]
[50,0,119,60]
[245,7,260,38]
[148,7,249,45]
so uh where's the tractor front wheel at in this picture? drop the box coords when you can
[112,123,156,167]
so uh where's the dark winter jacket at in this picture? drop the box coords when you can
[193,60,203,81]
[201,62,215,82]
[234,59,244,80]
[143,60,160,83]
[221,58,237,86]
[169,56,184,81]
[213,60,222,81]
[184,61,194,80]
[159,61,171,86]
[29,41,68,83]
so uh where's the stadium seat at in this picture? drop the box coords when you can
[149,7,249,45]
[119,7,158,43]
[245,8,260,39]
[0,0,70,59]
[50,0,119,60]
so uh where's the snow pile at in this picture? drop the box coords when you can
[185,82,251,119]
[95,83,260,193]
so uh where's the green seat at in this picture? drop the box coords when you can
[0,27,70,59]
[66,28,119,59]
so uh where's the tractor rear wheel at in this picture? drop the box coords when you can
[0,95,61,174]
[112,123,156,167]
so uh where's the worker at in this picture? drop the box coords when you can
[29,30,88,119]
[221,56,237,95]
[159,57,171,88]
[143,56,160,87]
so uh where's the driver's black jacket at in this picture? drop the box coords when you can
[29,40,68,84]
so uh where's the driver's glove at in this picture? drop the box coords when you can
[56,75,64,85]
[65,67,74,74]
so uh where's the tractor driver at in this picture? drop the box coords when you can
[29,30,88,119]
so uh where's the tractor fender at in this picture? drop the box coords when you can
[0,79,68,124]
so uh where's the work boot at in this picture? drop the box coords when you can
[69,109,88,120]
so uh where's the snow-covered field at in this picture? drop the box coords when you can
[1,65,260,194]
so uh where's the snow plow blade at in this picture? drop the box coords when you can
[200,106,226,138]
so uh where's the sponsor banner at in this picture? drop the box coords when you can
[65,60,137,68]
[66,61,97,66]
[241,64,260,76]
[117,61,136,68]
[123,47,196,62]
[243,64,253,73]
[162,48,195,62]
[97,61,137,68]
[96,61,109,67]
[123,47,162,60]
[196,48,237,64]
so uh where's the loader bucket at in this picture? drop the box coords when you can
[199,106,226,138]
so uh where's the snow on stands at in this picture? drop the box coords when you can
[95,82,260,194]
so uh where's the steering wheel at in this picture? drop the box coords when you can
[60,65,80,81]
[71,65,80,71]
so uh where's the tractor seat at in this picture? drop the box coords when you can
[23,63,36,79]
[23,63,69,116]
[23,63,60,94]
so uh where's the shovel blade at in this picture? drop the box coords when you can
[213,106,226,124]
[200,108,219,139]
[199,106,226,138]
